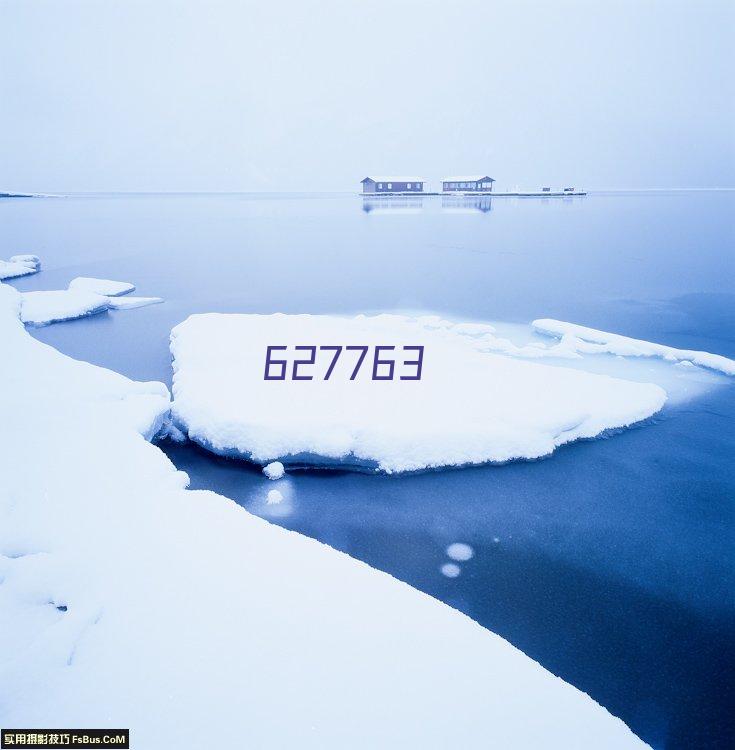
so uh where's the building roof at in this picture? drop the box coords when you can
[361,176,426,183]
[441,175,495,182]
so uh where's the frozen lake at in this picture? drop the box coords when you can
[3,191,734,749]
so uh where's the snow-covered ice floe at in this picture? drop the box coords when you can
[170,313,669,473]
[0,281,647,747]
[20,290,114,326]
[19,276,162,326]
[533,318,735,376]
[68,276,136,297]
[0,254,41,280]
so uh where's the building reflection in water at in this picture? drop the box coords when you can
[441,195,493,213]
[361,196,424,214]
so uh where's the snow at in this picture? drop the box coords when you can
[441,563,462,578]
[451,322,497,336]
[263,461,285,480]
[0,281,647,748]
[0,254,40,280]
[158,417,187,443]
[363,176,426,183]
[15,272,162,326]
[68,277,136,297]
[447,543,474,562]
[170,313,667,473]
[106,295,163,310]
[533,319,735,376]
[10,253,41,266]
[441,176,493,182]
[1,259,162,325]
[20,290,112,326]
[266,489,284,505]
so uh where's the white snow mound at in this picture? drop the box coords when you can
[170,313,667,473]
[0,281,647,747]
[263,461,285,480]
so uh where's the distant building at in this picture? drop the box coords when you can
[441,176,495,193]
[361,177,425,194]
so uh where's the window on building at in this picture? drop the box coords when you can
[387,183,392,190]
[407,183,412,189]
[378,183,383,189]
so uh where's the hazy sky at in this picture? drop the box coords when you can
[2,0,733,192]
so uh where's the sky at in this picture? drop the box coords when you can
[1,0,734,192]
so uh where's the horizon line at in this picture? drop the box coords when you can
[3,187,735,198]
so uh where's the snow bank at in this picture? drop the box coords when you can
[0,282,647,747]
[170,313,666,473]
[0,254,40,280]
[533,319,735,376]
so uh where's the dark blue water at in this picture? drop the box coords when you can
[2,192,734,748]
